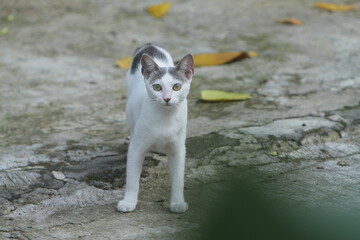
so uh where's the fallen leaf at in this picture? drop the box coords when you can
[268,151,278,156]
[200,90,251,102]
[315,2,357,11]
[193,52,257,67]
[116,56,132,69]
[116,51,258,70]
[276,18,303,25]
[7,15,15,22]
[0,28,9,36]
[146,2,172,18]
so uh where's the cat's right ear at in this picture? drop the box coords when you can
[176,54,194,81]
[141,54,159,79]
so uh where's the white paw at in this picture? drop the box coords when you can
[170,201,188,213]
[117,200,136,213]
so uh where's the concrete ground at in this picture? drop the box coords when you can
[1,0,360,239]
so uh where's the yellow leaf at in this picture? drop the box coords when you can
[276,18,303,25]
[200,90,251,102]
[315,2,357,11]
[193,52,257,67]
[116,56,132,70]
[146,2,172,18]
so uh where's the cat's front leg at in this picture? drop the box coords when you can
[117,142,145,213]
[167,142,188,213]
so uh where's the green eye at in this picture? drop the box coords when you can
[173,83,182,91]
[153,84,162,91]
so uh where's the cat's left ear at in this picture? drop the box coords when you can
[176,54,194,80]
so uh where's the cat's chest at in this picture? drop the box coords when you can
[150,118,182,139]
[148,121,183,152]
[133,103,187,148]
[143,105,186,135]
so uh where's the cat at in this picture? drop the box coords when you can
[117,43,194,213]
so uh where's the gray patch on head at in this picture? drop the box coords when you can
[147,67,167,83]
[130,43,168,74]
[168,67,186,82]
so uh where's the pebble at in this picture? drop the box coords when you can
[337,160,348,167]
[51,171,66,180]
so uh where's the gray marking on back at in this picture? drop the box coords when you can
[130,43,168,74]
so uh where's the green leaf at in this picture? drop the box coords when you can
[267,151,278,156]
[7,15,15,22]
[0,28,9,36]
[200,90,251,102]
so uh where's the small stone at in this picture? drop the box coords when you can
[337,160,348,167]
[52,171,66,180]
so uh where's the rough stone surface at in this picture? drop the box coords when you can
[1,0,360,239]
[239,117,343,142]
[0,198,14,216]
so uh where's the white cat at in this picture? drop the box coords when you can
[117,43,194,213]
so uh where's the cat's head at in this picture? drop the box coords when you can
[141,54,194,108]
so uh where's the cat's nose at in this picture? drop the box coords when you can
[164,97,171,103]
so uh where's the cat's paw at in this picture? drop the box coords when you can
[170,201,188,213]
[117,200,136,213]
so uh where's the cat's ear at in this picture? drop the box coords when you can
[176,54,194,80]
[141,54,159,79]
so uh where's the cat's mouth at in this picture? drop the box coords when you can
[162,102,175,107]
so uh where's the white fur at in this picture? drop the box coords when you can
[117,45,193,213]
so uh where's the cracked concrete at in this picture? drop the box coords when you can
[1,0,360,239]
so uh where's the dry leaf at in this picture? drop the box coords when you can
[146,2,172,18]
[117,51,257,70]
[200,90,251,102]
[276,18,303,25]
[116,56,132,69]
[315,2,357,11]
[193,52,257,67]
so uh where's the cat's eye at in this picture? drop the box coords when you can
[172,83,182,91]
[153,84,162,91]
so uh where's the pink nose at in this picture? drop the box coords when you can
[164,97,171,103]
